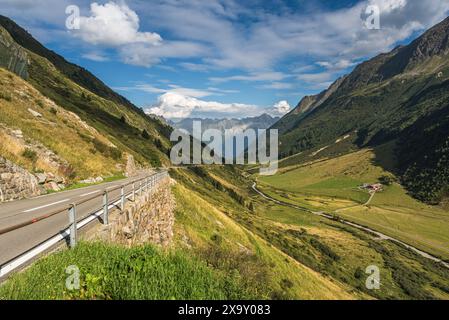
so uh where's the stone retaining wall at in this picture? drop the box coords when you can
[88,177,176,247]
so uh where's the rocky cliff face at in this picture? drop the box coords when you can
[0,26,28,79]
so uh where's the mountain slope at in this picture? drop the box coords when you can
[273,76,346,136]
[0,15,137,113]
[0,17,172,184]
[274,16,449,203]
[0,25,28,79]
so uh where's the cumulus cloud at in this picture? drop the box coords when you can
[146,92,259,119]
[145,91,291,120]
[73,1,162,47]
[268,101,291,117]
[370,0,407,13]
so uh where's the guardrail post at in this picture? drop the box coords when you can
[103,190,109,225]
[120,185,125,211]
[68,204,77,248]
[132,182,135,201]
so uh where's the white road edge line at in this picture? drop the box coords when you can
[79,190,100,197]
[22,199,70,213]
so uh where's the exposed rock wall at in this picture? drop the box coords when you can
[0,26,28,79]
[0,156,43,202]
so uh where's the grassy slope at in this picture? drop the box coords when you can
[27,52,171,168]
[0,68,121,179]
[0,169,359,300]
[0,20,173,177]
[258,145,449,261]
[173,181,357,299]
[174,165,449,299]
[0,49,173,179]
[0,242,256,300]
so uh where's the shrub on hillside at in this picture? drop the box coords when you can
[92,138,122,161]
[0,90,12,101]
[22,148,37,162]
[141,129,150,140]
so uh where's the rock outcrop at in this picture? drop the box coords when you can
[0,26,28,79]
[0,124,70,190]
[125,154,137,177]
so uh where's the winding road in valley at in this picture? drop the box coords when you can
[251,182,449,269]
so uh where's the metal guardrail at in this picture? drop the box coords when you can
[0,170,169,278]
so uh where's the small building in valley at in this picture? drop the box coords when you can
[361,183,383,192]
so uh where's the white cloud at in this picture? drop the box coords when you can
[268,100,291,117]
[260,82,294,90]
[179,62,213,72]
[370,0,407,13]
[119,41,206,67]
[82,52,110,62]
[166,85,216,98]
[210,72,288,83]
[207,87,240,94]
[146,92,259,119]
[297,72,333,83]
[316,59,356,70]
[73,2,162,47]
[115,83,238,98]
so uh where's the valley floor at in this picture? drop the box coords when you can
[258,147,449,262]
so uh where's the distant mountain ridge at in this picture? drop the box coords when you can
[169,114,279,160]
[171,113,279,133]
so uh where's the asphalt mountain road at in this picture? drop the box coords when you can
[0,174,149,266]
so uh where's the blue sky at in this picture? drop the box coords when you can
[1,0,448,119]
